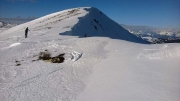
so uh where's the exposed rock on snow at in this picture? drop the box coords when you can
[38,51,65,63]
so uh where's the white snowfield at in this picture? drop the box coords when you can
[0,7,180,101]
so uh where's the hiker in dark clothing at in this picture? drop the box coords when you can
[84,34,87,37]
[25,27,30,38]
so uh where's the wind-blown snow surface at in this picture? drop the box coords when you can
[77,39,180,101]
[0,7,180,101]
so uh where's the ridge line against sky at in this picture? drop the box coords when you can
[0,0,180,28]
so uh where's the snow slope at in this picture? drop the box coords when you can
[77,39,180,101]
[0,7,180,101]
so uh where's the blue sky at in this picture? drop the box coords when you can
[0,0,180,28]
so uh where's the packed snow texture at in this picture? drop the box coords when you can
[0,7,180,101]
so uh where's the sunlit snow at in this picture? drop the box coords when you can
[0,7,179,101]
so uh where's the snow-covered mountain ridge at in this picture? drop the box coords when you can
[1,7,147,44]
[0,7,180,101]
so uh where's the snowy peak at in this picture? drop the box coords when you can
[1,7,147,44]
[60,7,147,43]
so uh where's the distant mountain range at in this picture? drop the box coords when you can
[0,21,18,28]
[121,24,180,43]
[0,21,18,33]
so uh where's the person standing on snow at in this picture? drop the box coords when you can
[25,27,30,38]
[84,33,87,37]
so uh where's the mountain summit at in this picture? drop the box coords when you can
[1,7,147,44]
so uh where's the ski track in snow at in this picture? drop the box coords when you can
[71,51,83,62]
